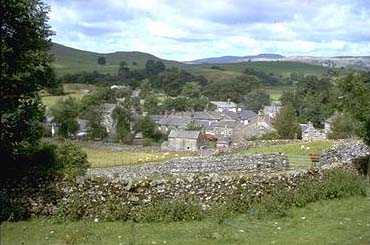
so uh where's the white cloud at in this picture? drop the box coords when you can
[45,0,370,60]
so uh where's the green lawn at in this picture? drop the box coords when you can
[240,141,334,167]
[2,196,369,244]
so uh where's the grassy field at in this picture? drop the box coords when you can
[2,196,369,244]
[240,140,335,167]
[51,43,328,81]
[41,83,98,107]
[83,146,194,168]
[51,43,181,76]
[264,86,295,101]
[185,61,327,79]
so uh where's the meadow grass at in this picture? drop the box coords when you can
[41,83,98,107]
[240,140,334,167]
[83,146,195,168]
[2,196,369,244]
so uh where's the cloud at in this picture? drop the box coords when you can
[45,0,370,60]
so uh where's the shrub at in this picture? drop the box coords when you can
[54,142,89,176]
[136,199,204,223]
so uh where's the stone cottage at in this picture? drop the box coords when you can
[165,130,202,151]
[211,100,237,113]
[205,120,237,137]
[158,116,191,133]
[300,122,327,141]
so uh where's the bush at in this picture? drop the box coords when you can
[54,142,89,176]
[136,199,204,223]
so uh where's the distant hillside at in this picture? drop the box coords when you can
[188,54,285,64]
[50,43,329,80]
[50,43,183,75]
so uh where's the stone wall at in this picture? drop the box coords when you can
[55,167,319,218]
[320,140,370,166]
[230,139,310,151]
[88,153,289,179]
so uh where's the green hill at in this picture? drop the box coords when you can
[50,43,183,75]
[50,43,328,80]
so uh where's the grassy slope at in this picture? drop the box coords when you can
[51,43,327,80]
[50,43,182,76]
[186,61,327,79]
[2,196,369,244]
[240,140,334,167]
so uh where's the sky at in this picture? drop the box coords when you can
[46,0,370,61]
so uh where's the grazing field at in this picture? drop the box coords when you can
[51,43,328,80]
[2,196,369,244]
[240,141,335,167]
[264,86,295,101]
[83,146,195,168]
[186,61,328,79]
[41,83,98,107]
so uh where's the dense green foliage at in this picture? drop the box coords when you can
[274,104,301,139]
[243,89,271,112]
[338,71,370,143]
[50,97,80,138]
[327,112,357,139]
[133,117,164,142]
[1,0,55,163]
[97,56,106,65]
[204,74,260,103]
[281,75,338,128]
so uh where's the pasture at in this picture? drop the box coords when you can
[240,140,335,167]
[2,196,369,244]
[41,83,98,107]
[83,146,194,168]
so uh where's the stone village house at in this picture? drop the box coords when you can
[162,130,202,151]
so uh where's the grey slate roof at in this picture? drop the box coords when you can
[194,120,211,128]
[240,110,258,121]
[211,101,237,108]
[263,105,282,113]
[222,110,238,120]
[208,120,237,129]
[158,116,191,127]
[168,130,201,139]
[194,111,222,120]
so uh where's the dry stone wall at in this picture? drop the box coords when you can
[88,153,289,179]
[320,140,370,166]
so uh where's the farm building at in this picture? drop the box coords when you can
[165,130,202,151]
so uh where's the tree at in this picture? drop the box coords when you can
[97,56,106,65]
[327,112,357,140]
[118,61,130,78]
[204,75,260,103]
[274,104,300,139]
[50,97,80,138]
[181,82,202,98]
[112,105,132,143]
[243,89,270,112]
[145,60,165,76]
[338,72,370,143]
[338,71,370,181]
[144,95,160,115]
[1,0,54,161]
